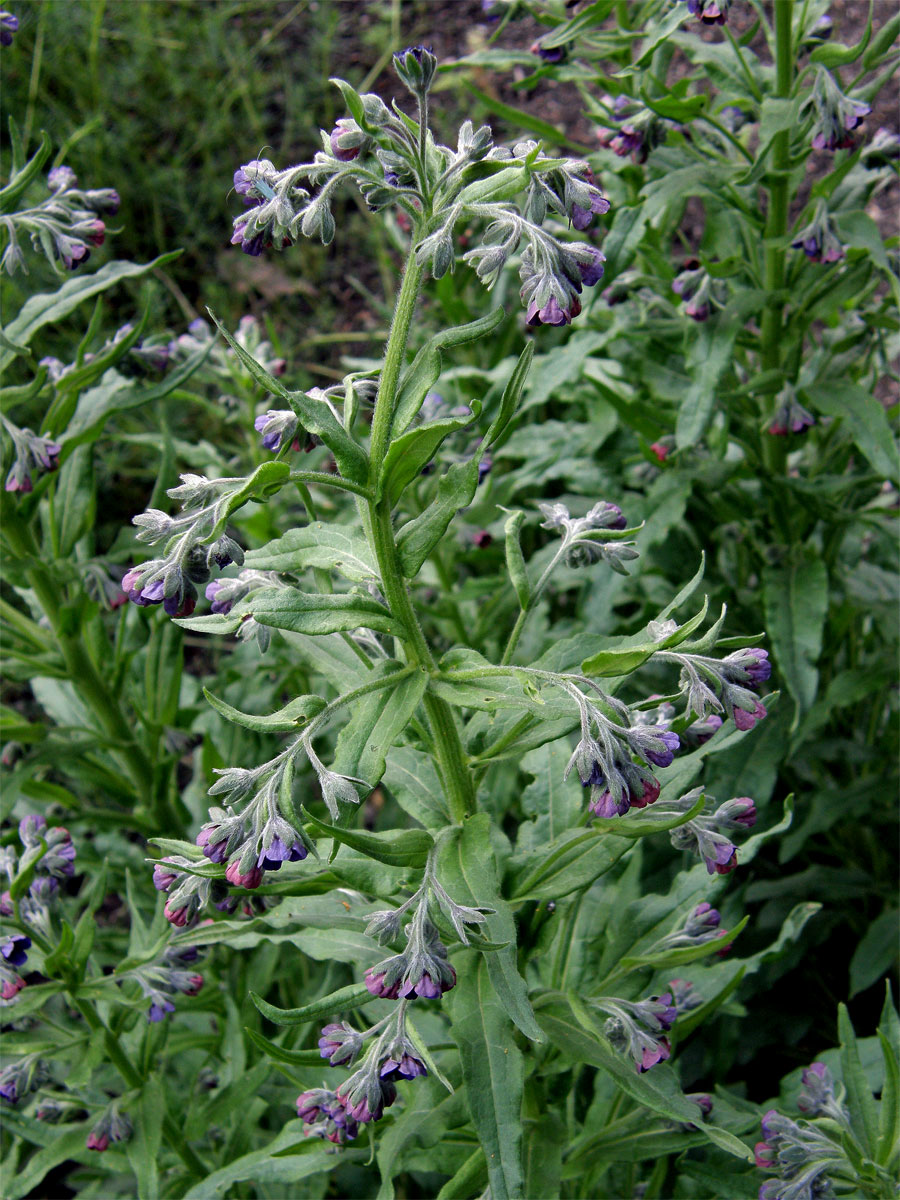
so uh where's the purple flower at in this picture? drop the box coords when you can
[225,861,263,890]
[196,825,229,864]
[715,796,757,830]
[380,1052,427,1080]
[256,836,307,870]
[577,247,606,287]
[684,0,731,25]
[205,580,233,615]
[733,699,767,732]
[570,176,611,231]
[1,973,25,1001]
[152,860,179,891]
[668,978,702,1013]
[530,39,564,63]
[769,401,815,436]
[48,165,77,191]
[364,967,402,1000]
[330,118,365,162]
[398,966,457,999]
[148,999,176,1022]
[0,10,19,45]
[641,727,681,769]
[19,813,47,846]
[526,294,581,327]
[318,1022,362,1067]
[87,1131,110,1152]
[1,935,30,968]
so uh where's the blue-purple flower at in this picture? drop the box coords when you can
[0,11,19,45]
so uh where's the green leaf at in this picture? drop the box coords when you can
[763,551,828,714]
[61,343,214,452]
[523,1112,565,1200]
[249,981,373,1026]
[1,253,182,374]
[382,746,450,829]
[203,688,327,732]
[446,954,525,1200]
[877,986,900,1167]
[5,1126,103,1200]
[396,456,482,577]
[676,295,765,449]
[378,412,476,505]
[182,1125,334,1199]
[392,307,505,437]
[487,341,534,449]
[809,380,899,484]
[436,1149,488,1200]
[507,827,631,903]
[126,1076,165,1200]
[810,12,871,66]
[503,510,531,609]
[249,585,403,637]
[0,131,52,215]
[208,308,369,484]
[302,808,434,868]
[51,445,94,557]
[244,1027,329,1066]
[438,815,544,1042]
[538,0,616,47]
[839,1002,879,1155]
[850,908,899,998]
[243,522,377,582]
[581,597,710,677]
[332,663,429,786]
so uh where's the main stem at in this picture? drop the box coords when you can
[760,0,794,474]
[367,251,475,823]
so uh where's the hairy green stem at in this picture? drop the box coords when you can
[760,0,794,474]
[364,248,475,823]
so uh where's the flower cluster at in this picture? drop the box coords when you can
[122,472,249,618]
[597,993,678,1072]
[227,53,611,327]
[126,944,205,1022]
[538,499,637,572]
[672,259,714,322]
[805,68,870,152]
[0,165,119,275]
[661,645,771,732]
[0,1056,47,1105]
[86,1106,132,1152]
[1,816,77,1003]
[596,95,672,164]
[1,415,60,494]
[768,384,815,437]
[299,1028,427,1142]
[167,315,287,410]
[791,204,845,264]
[651,901,729,957]
[563,683,677,819]
[667,789,757,874]
[755,1094,848,1200]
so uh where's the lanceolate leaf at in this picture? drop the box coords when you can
[446,954,526,1200]
[243,523,377,582]
[396,456,482,577]
[378,412,477,505]
[249,981,373,1026]
[437,815,544,1042]
[1,252,182,373]
[391,306,505,437]
[249,586,402,637]
[302,807,434,868]
[763,551,828,714]
[202,688,327,732]
[332,662,429,785]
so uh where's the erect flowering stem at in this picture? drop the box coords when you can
[760,0,794,474]
[365,247,475,824]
